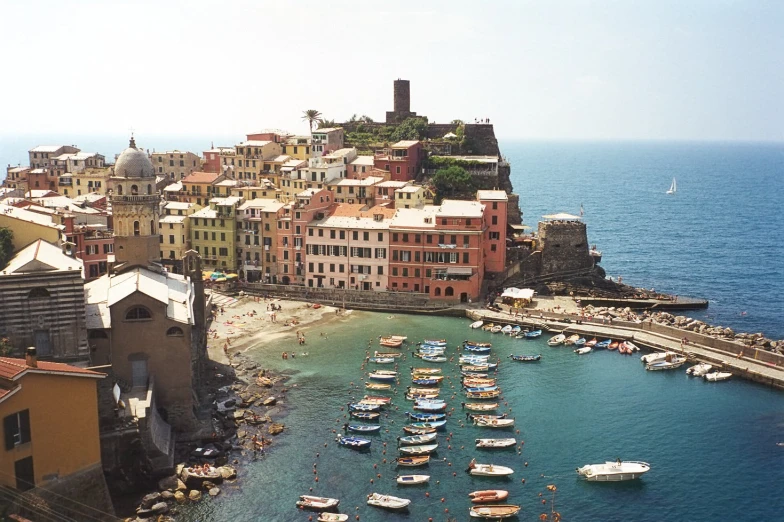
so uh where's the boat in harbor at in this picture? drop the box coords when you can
[686,363,713,376]
[366,493,411,510]
[419,355,447,363]
[574,346,593,355]
[396,474,430,485]
[379,337,403,348]
[408,385,441,394]
[362,395,392,404]
[368,372,396,382]
[398,432,437,445]
[412,378,442,386]
[395,455,431,466]
[468,490,509,503]
[462,363,497,371]
[646,353,687,371]
[641,351,667,364]
[346,424,381,434]
[509,354,541,362]
[413,401,447,412]
[577,459,651,481]
[585,338,598,347]
[564,334,580,345]
[296,495,340,511]
[398,443,438,455]
[374,351,402,358]
[619,341,638,354]
[475,438,516,449]
[608,340,619,350]
[464,345,492,354]
[368,357,395,364]
[348,402,380,412]
[406,411,446,422]
[407,420,447,430]
[317,514,349,522]
[466,389,501,399]
[350,411,380,420]
[406,392,439,401]
[574,337,586,347]
[595,339,611,349]
[422,339,447,347]
[337,435,371,450]
[463,402,498,411]
[402,425,437,435]
[465,341,493,347]
[474,417,515,428]
[481,323,495,331]
[524,329,542,338]
[547,334,566,346]
[490,325,503,333]
[464,385,498,393]
[410,367,442,375]
[365,382,392,390]
[501,325,513,335]
[470,320,484,329]
[469,504,522,519]
[467,459,514,476]
[704,371,732,382]
[463,377,496,386]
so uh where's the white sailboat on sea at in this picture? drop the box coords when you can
[666,178,677,194]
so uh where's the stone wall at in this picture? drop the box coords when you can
[537,221,594,275]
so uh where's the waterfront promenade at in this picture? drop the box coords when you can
[467,307,784,390]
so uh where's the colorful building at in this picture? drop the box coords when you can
[374,140,424,181]
[0,204,63,252]
[477,190,508,273]
[276,188,333,285]
[150,151,201,181]
[310,127,344,157]
[160,201,202,274]
[179,171,224,206]
[63,215,114,280]
[236,199,285,282]
[189,196,242,270]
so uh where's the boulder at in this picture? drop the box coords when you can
[160,491,175,501]
[158,475,179,492]
[188,490,202,502]
[135,508,154,518]
[268,423,285,435]
[209,487,221,497]
[257,376,274,387]
[174,491,187,504]
[203,481,216,491]
[263,397,277,406]
[176,479,187,492]
[140,492,161,509]
[151,502,169,514]
[218,466,237,480]
[233,409,246,420]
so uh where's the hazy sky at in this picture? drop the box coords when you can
[2,0,782,141]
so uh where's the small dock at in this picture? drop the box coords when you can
[467,308,784,390]
[577,296,709,310]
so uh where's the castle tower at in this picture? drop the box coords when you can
[386,79,417,123]
[110,137,161,269]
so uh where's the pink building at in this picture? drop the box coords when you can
[373,140,424,182]
[276,188,333,285]
[305,205,395,290]
[63,215,114,281]
[477,190,508,273]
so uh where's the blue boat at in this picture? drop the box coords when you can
[337,435,371,450]
[407,420,447,430]
[348,402,381,412]
[464,385,498,393]
[417,347,445,355]
[574,338,586,347]
[420,355,447,363]
[524,330,542,338]
[412,378,440,386]
[422,339,447,347]
[509,354,541,362]
[463,345,492,354]
[406,411,446,422]
[346,424,381,433]
[369,372,397,382]
[595,339,611,349]
[350,411,380,420]
[368,357,395,364]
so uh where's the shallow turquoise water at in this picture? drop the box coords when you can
[179,312,784,521]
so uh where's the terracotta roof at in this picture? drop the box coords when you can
[329,204,396,219]
[182,172,220,184]
[0,357,105,380]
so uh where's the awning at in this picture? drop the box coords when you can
[446,267,473,275]
[543,213,581,220]
[510,224,531,230]
[501,288,535,300]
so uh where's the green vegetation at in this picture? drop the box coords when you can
[302,109,322,132]
[390,117,428,141]
[426,156,484,169]
[317,118,337,129]
[430,166,476,204]
[0,227,13,270]
[347,114,374,123]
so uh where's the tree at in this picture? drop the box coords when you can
[0,227,13,270]
[302,109,322,132]
[359,114,374,123]
[390,117,428,141]
[317,118,337,129]
[451,119,464,125]
[430,166,476,204]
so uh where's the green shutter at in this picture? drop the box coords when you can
[3,414,15,450]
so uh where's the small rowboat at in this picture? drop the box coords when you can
[465,385,498,393]
[407,386,440,394]
[346,424,381,433]
[396,474,430,485]
[501,325,513,335]
[464,345,492,354]
[474,418,515,428]
[595,339,611,349]
[460,354,490,362]
[413,402,447,412]
[564,334,580,345]
[462,364,494,372]
[410,367,442,375]
[411,374,443,382]
[406,393,439,401]
[510,326,522,336]
[361,396,392,405]
[380,337,403,348]
[466,390,501,399]
[350,411,380,420]
[585,338,598,347]
[469,320,484,329]
[608,340,620,350]
[574,338,586,347]
[469,504,521,519]
[412,378,442,386]
[463,402,498,411]
[468,490,509,504]
[475,438,516,448]
[419,355,447,363]
[547,334,566,346]
[398,432,437,445]
[366,493,411,510]
[574,347,593,355]
[463,377,496,385]
[465,341,492,347]
[318,514,349,522]
[524,329,542,338]
[337,435,371,449]
[509,354,541,362]
[374,351,402,358]
[402,425,437,435]
[368,357,395,364]
[481,323,495,331]
[365,382,392,390]
[406,412,446,422]
[623,341,640,353]
[297,495,340,511]
[369,372,396,382]
[348,403,380,412]
[417,346,445,354]
[408,420,446,430]
[388,335,407,341]
[422,339,447,347]
[462,371,489,378]
[398,443,438,455]
[395,455,430,466]
[468,460,514,476]
[490,325,503,333]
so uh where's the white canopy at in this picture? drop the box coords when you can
[543,212,582,221]
[443,132,458,139]
[501,288,535,300]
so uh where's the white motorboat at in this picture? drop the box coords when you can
[467,459,514,476]
[646,353,687,371]
[704,371,732,382]
[574,346,593,355]
[490,325,503,333]
[469,320,484,329]
[500,325,513,335]
[577,459,650,481]
[366,493,411,510]
[547,334,566,346]
[474,418,515,428]
[297,495,340,510]
[641,352,668,364]
[469,504,521,519]
[475,438,516,449]
[564,334,580,345]
[318,514,349,522]
[395,474,430,485]
[686,363,713,377]
[398,443,438,455]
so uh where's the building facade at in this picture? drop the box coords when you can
[190,197,241,270]
[150,151,201,181]
[236,199,284,282]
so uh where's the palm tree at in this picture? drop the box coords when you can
[302,109,322,132]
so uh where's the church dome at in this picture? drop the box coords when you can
[115,136,155,178]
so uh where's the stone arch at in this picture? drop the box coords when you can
[133,221,140,236]
[28,287,51,299]
[166,326,184,337]
[117,185,123,195]
[131,184,138,195]
[125,306,152,321]
[434,287,442,297]
[147,184,152,195]
[150,220,155,235]
[445,286,454,297]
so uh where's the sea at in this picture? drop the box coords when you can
[1,138,783,520]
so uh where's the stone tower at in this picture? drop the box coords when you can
[110,137,161,269]
[386,79,417,123]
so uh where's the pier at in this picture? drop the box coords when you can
[467,308,784,390]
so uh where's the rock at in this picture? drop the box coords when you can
[209,487,221,497]
[263,397,277,406]
[188,490,202,502]
[176,479,187,491]
[237,428,247,439]
[158,475,179,492]
[136,508,154,518]
[140,492,162,509]
[233,409,246,420]
[174,491,187,504]
[160,491,175,500]
[268,423,285,435]
[218,466,237,480]
[203,481,216,491]
[175,464,184,476]
[151,502,169,514]
[257,377,273,387]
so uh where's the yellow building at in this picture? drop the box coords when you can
[180,171,225,206]
[0,351,105,491]
[281,136,311,160]
[228,140,283,182]
[0,204,63,252]
[190,196,242,270]
[61,166,113,197]
[395,184,433,209]
[150,150,201,181]
[160,201,202,274]
[231,179,282,201]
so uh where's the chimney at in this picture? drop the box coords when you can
[25,347,38,368]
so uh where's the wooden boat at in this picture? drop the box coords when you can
[463,402,498,411]
[490,325,503,333]
[337,435,371,449]
[422,339,447,347]
[462,364,495,372]
[467,459,514,476]
[464,385,498,393]
[509,354,541,362]
[475,438,516,448]
[411,374,443,382]
[317,514,349,522]
[366,493,410,510]
[368,357,395,364]
[365,382,392,390]
[406,411,446,422]
[574,347,592,355]
[547,334,566,346]
[462,370,489,378]
[704,371,732,382]
[406,393,439,401]
[402,425,437,435]
[348,402,380,412]
[417,346,445,354]
[398,432,437,445]
[361,396,392,405]
[608,340,620,350]
[564,334,580,345]
[398,443,438,455]
[524,329,542,338]
[419,355,447,363]
[374,351,402,358]
[464,345,492,354]
[463,377,496,386]
[466,389,501,399]
[369,372,396,382]
[350,411,380,420]
[396,474,430,485]
[595,339,611,349]
[410,367,442,375]
[380,337,403,348]
[395,455,430,466]
[407,420,446,430]
[388,335,407,341]
[585,338,598,347]
[469,320,484,329]
[468,490,509,503]
[467,413,507,422]
[469,504,521,519]
[412,378,442,386]
[624,341,640,352]
[296,495,340,511]
[459,355,490,364]
[481,323,495,331]
[413,401,446,412]
[474,418,515,428]
[510,326,522,336]
[346,424,381,433]
[574,338,587,347]
[464,341,492,347]
[407,385,440,394]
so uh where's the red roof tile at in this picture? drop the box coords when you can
[0,358,105,380]
[182,172,220,184]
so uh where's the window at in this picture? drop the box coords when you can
[169,235,175,244]
[194,231,199,240]
[340,230,345,240]
[378,232,384,241]
[353,231,358,240]
[221,233,226,242]
[3,410,31,449]
[463,252,469,263]
[489,231,500,240]
[402,233,409,242]
[27,288,50,299]
[426,235,432,244]
[392,233,398,242]
[492,202,498,210]
[125,306,152,321]
[377,266,384,275]
[402,268,409,277]
[309,229,314,237]
[491,244,497,252]
[330,230,336,239]
[392,267,398,276]
[492,216,498,225]
[318,229,324,237]
[363,232,369,241]
[166,326,184,337]
[219,247,228,256]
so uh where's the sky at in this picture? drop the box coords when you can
[1,0,782,142]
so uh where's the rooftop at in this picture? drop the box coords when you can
[330,176,384,187]
[238,140,273,147]
[312,128,341,134]
[182,172,220,184]
[210,196,242,206]
[159,215,187,224]
[3,239,83,275]
[0,203,62,230]
[376,180,409,188]
[30,145,74,153]
[392,140,420,148]
[349,156,376,167]
[163,201,194,210]
[163,181,183,192]
[312,205,396,230]
[436,199,485,218]
[477,190,508,201]
[0,357,104,382]
[238,199,285,212]
[190,207,217,219]
[396,185,421,193]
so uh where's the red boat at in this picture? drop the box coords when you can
[380,337,403,348]
[468,490,509,504]
[608,340,619,351]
